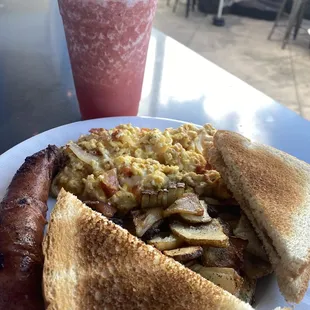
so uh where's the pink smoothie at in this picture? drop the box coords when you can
[58,0,157,119]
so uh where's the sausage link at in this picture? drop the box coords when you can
[0,145,62,310]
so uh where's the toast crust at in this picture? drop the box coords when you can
[208,130,310,303]
[211,131,305,237]
[43,189,253,310]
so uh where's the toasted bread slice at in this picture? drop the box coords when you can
[208,130,310,303]
[43,189,253,310]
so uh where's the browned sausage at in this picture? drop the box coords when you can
[0,145,63,310]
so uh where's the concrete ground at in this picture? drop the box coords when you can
[153,0,310,120]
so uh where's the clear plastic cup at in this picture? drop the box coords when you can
[58,0,157,119]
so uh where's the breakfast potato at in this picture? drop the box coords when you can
[203,237,248,271]
[180,200,212,224]
[190,265,244,295]
[163,246,203,262]
[132,207,163,237]
[147,234,183,251]
[170,219,229,247]
[163,194,204,217]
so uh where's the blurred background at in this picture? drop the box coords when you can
[153,0,310,120]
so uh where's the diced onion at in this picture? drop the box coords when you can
[68,142,98,165]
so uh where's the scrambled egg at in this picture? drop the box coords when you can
[52,123,231,210]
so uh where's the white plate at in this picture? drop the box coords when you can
[0,116,308,310]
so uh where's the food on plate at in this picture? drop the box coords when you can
[51,124,231,209]
[190,265,244,295]
[208,130,310,303]
[46,124,278,306]
[0,145,63,310]
[180,199,212,223]
[202,237,248,272]
[170,219,229,247]
[141,183,186,209]
[132,207,163,237]
[163,246,203,262]
[163,193,204,217]
[43,189,254,309]
[147,233,183,251]
[2,122,306,308]
[84,200,117,217]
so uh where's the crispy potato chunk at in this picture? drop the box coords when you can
[163,194,204,217]
[180,200,212,224]
[132,208,163,237]
[163,246,203,262]
[190,265,243,295]
[147,233,183,251]
[203,237,248,271]
[170,219,229,247]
